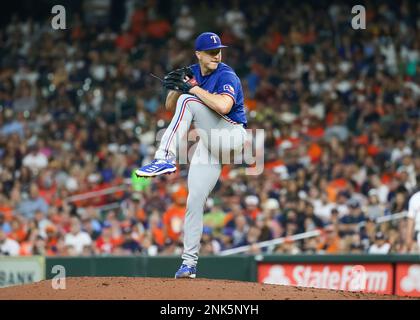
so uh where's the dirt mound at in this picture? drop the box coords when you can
[0,277,411,300]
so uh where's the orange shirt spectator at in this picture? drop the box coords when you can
[131,8,147,37]
[381,173,393,185]
[326,178,348,202]
[330,178,348,189]
[244,98,257,111]
[303,27,316,44]
[220,28,237,46]
[8,220,27,243]
[157,109,174,122]
[46,237,59,254]
[354,135,369,145]
[19,240,33,256]
[307,143,323,163]
[325,112,336,126]
[148,211,166,247]
[265,28,282,54]
[163,204,185,242]
[151,226,165,247]
[38,185,57,205]
[306,124,325,140]
[95,235,122,254]
[136,208,147,224]
[290,27,303,46]
[326,185,338,203]
[95,225,123,254]
[220,165,231,180]
[223,212,234,226]
[244,195,261,221]
[367,144,380,156]
[0,206,13,222]
[146,19,171,39]
[317,226,341,253]
[115,32,136,51]
[248,208,260,221]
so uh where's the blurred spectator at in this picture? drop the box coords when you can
[300,201,324,232]
[275,239,301,254]
[119,226,142,254]
[64,217,92,255]
[317,225,341,254]
[313,191,336,224]
[22,145,48,173]
[220,227,234,250]
[174,6,196,42]
[141,233,159,256]
[368,232,391,254]
[338,200,366,237]
[302,237,318,254]
[203,200,226,237]
[162,185,187,243]
[17,183,49,219]
[232,214,250,247]
[32,235,47,255]
[349,243,365,254]
[224,0,247,40]
[0,228,20,256]
[95,221,120,254]
[364,189,385,220]
[0,212,11,233]
[13,80,36,112]
[244,195,261,221]
[200,226,221,255]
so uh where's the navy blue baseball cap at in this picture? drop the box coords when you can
[194,32,228,51]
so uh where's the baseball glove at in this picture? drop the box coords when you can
[163,67,198,94]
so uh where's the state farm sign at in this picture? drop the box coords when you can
[258,263,393,294]
[395,264,420,297]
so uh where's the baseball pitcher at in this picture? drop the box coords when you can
[136,32,247,278]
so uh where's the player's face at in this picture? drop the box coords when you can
[196,49,222,72]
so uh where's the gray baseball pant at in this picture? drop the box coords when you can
[155,94,246,267]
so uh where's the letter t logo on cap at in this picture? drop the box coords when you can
[210,35,217,43]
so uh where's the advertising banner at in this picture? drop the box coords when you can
[258,263,393,294]
[0,256,45,288]
[395,263,420,297]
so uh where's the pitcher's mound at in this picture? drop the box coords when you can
[0,277,409,300]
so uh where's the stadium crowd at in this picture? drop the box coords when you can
[0,0,419,257]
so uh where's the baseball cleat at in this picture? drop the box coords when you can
[135,159,176,178]
[175,264,197,279]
